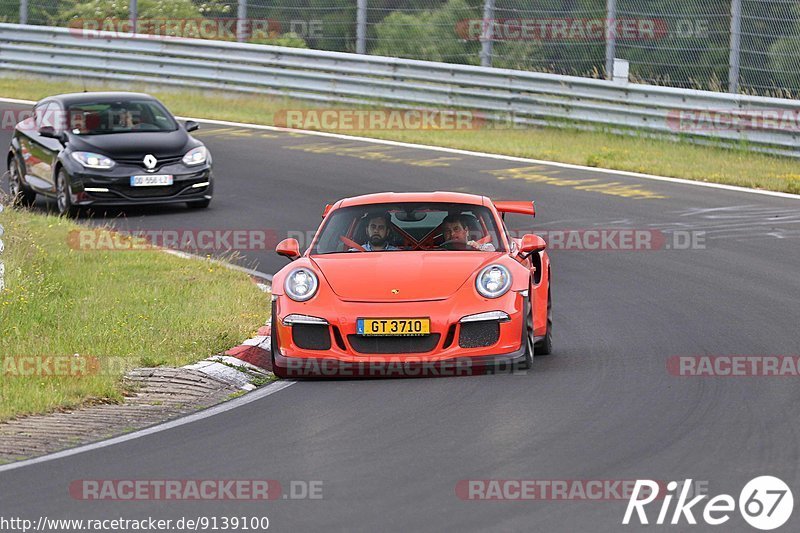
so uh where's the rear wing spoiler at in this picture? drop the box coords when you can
[493,200,535,219]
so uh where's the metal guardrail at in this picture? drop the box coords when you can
[1,23,799,157]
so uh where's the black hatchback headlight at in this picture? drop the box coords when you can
[182,146,208,166]
[71,151,116,170]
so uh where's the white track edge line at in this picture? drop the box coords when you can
[0,380,295,473]
[1,96,797,201]
[190,118,800,200]
[161,248,273,283]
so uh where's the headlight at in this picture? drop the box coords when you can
[476,264,512,299]
[285,268,319,302]
[182,146,208,166]
[70,151,115,169]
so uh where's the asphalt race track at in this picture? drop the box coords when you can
[2,101,800,531]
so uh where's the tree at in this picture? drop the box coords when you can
[53,0,308,48]
[372,0,541,69]
[55,0,204,23]
[762,4,800,95]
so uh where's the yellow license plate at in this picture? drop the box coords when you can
[357,318,430,336]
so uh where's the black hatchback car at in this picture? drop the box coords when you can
[7,92,213,215]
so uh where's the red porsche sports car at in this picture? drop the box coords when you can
[270,192,552,378]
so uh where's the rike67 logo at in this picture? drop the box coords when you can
[623,476,793,530]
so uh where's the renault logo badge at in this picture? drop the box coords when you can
[143,154,157,170]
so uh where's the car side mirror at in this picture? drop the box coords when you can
[184,120,200,132]
[520,234,546,255]
[276,238,301,261]
[39,126,66,143]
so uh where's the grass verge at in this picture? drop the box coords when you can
[0,204,269,421]
[1,76,799,194]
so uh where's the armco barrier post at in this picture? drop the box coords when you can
[605,0,617,80]
[729,0,742,93]
[129,0,137,34]
[237,0,248,42]
[19,0,27,25]
[480,0,494,67]
[356,0,367,54]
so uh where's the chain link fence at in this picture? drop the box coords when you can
[613,1,730,90]
[7,0,800,97]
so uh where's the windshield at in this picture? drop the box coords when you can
[67,100,178,135]
[311,202,506,254]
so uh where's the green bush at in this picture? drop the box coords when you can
[55,0,203,23]
[768,30,800,94]
[371,0,540,68]
[373,8,473,63]
[248,32,308,49]
[51,0,306,47]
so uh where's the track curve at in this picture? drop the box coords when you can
[2,104,800,532]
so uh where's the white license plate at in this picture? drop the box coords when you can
[130,174,173,187]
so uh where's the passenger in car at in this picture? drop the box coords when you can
[358,213,401,251]
[441,214,496,251]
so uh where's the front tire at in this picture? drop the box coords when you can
[516,293,535,370]
[270,308,288,379]
[56,169,78,217]
[534,285,553,356]
[7,155,36,206]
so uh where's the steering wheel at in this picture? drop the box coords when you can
[340,235,366,252]
[439,239,472,251]
[439,235,493,250]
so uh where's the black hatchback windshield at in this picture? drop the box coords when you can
[67,100,178,135]
[311,202,506,254]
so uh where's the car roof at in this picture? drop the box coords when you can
[37,92,159,107]
[338,192,489,208]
